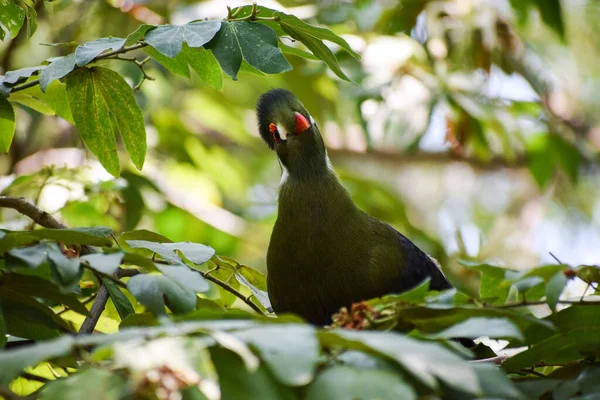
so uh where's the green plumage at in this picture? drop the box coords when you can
[257,89,451,325]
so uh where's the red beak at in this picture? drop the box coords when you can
[294,112,311,134]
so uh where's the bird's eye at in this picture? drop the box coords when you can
[269,123,282,144]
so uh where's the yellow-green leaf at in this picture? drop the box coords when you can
[65,67,146,176]
[0,97,16,153]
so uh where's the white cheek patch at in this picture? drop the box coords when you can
[279,161,289,185]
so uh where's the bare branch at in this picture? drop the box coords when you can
[0,196,65,229]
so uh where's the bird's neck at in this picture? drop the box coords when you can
[277,166,359,221]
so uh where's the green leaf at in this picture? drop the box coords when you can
[429,317,524,341]
[40,368,127,400]
[75,37,126,67]
[278,41,318,60]
[65,66,147,176]
[163,242,215,265]
[125,24,156,45]
[39,53,77,92]
[145,21,221,57]
[277,13,359,59]
[320,330,480,393]
[546,271,568,311]
[0,96,15,153]
[81,252,124,275]
[0,335,74,385]
[206,21,292,80]
[471,363,524,399]
[23,2,36,38]
[279,20,350,82]
[103,278,134,320]
[7,243,49,267]
[503,328,600,370]
[126,240,183,264]
[126,274,197,315]
[145,45,190,78]
[14,80,74,123]
[157,264,210,293]
[526,133,583,188]
[305,364,416,400]
[0,288,71,340]
[210,347,296,400]
[0,1,25,39]
[0,227,113,253]
[1,273,89,315]
[1,66,44,85]
[46,243,81,285]
[183,45,222,91]
[234,268,271,311]
[380,278,431,304]
[235,324,318,386]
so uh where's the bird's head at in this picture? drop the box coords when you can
[256,89,328,179]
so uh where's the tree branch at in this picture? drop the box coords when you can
[328,148,528,171]
[470,353,508,365]
[9,43,148,94]
[0,196,65,228]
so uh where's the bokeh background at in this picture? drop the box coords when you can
[1,0,599,297]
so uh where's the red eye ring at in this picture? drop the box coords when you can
[269,123,281,144]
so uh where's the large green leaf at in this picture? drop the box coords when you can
[126,274,197,315]
[39,53,77,92]
[75,37,126,67]
[235,324,319,386]
[305,364,416,400]
[0,0,25,39]
[0,96,15,153]
[145,21,221,57]
[206,21,291,80]
[546,271,568,311]
[319,330,480,394]
[210,347,296,400]
[65,67,146,176]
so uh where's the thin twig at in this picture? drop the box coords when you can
[469,353,508,365]
[490,299,600,309]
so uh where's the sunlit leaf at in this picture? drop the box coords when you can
[65,67,146,176]
[0,97,15,153]
[81,252,124,275]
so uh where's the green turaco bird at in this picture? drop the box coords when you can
[257,88,452,326]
